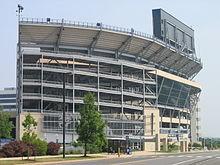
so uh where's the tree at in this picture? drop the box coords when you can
[22,113,38,143]
[76,92,107,157]
[22,113,38,159]
[0,108,14,138]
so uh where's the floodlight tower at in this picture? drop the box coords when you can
[16,4,24,49]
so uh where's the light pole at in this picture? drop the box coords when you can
[16,4,24,55]
[63,73,66,158]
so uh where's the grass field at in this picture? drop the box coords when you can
[0,156,102,165]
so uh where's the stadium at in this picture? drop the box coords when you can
[16,9,202,152]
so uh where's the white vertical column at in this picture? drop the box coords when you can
[72,57,75,113]
[155,69,158,107]
[21,51,24,112]
[121,63,124,137]
[97,60,100,111]
[41,53,44,113]
[121,63,123,114]
[143,68,146,138]
[143,68,145,112]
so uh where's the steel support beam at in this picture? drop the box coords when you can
[116,29,134,57]
[89,28,102,54]
[55,19,64,52]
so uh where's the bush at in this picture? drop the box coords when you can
[47,142,61,155]
[0,150,6,158]
[192,142,202,148]
[168,143,179,152]
[23,144,36,157]
[87,143,101,154]
[32,138,48,156]
[2,141,29,157]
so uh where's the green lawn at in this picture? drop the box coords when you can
[0,156,102,165]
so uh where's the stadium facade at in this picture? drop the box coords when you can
[16,9,202,152]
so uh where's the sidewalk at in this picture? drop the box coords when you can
[0,150,211,165]
[0,150,208,161]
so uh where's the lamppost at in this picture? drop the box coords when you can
[63,73,66,158]
[62,72,73,158]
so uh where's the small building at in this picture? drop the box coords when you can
[0,88,16,138]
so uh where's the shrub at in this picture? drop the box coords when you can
[192,142,202,148]
[0,150,6,158]
[47,142,61,155]
[168,143,179,152]
[2,141,28,157]
[69,150,82,154]
[87,143,101,154]
[32,138,48,156]
[23,144,36,157]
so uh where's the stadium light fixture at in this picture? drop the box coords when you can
[16,4,24,14]
[47,18,51,23]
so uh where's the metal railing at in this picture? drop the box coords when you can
[23,63,41,68]
[123,88,143,95]
[160,128,189,134]
[123,74,143,81]
[99,86,121,91]
[75,83,97,88]
[75,67,97,73]
[43,94,73,100]
[99,70,121,77]
[23,79,73,87]
[74,97,144,108]
[102,113,144,121]
[100,99,121,104]
[124,102,142,107]
[23,93,73,100]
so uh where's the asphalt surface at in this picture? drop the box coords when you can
[53,151,220,165]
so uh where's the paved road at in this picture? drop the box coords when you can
[54,151,220,165]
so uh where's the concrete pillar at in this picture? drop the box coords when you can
[162,138,168,152]
[180,141,185,152]
[155,134,160,151]
[185,141,188,152]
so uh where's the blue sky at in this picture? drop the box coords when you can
[1,0,219,137]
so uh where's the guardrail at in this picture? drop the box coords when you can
[23,93,73,100]
[102,113,144,121]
